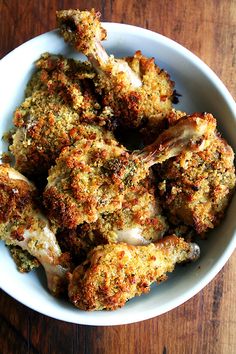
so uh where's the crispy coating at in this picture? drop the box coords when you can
[157,128,236,234]
[96,50,174,129]
[44,126,147,228]
[57,9,174,130]
[0,163,40,272]
[56,9,107,56]
[44,114,216,229]
[8,245,40,273]
[0,164,36,226]
[56,9,141,87]
[68,235,200,310]
[0,164,70,295]
[10,53,112,178]
[85,178,167,244]
[57,178,168,264]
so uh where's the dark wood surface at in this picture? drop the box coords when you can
[0,1,235,353]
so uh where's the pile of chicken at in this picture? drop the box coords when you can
[0,9,235,311]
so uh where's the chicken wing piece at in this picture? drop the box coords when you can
[157,122,236,234]
[10,53,111,179]
[0,164,70,296]
[68,235,200,310]
[43,113,216,229]
[56,9,174,130]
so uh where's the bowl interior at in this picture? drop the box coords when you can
[0,23,235,325]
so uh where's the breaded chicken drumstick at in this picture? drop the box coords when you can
[68,235,200,310]
[157,118,236,234]
[10,54,108,179]
[57,9,174,130]
[44,113,216,229]
[0,164,70,295]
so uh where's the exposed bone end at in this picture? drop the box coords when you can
[136,113,217,167]
[56,9,107,54]
[188,242,201,261]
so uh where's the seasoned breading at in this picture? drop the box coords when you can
[57,9,141,88]
[56,9,107,56]
[0,164,70,295]
[98,50,174,129]
[86,178,167,244]
[43,126,143,228]
[44,115,215,229]
[10,53,112,178]
[57,9,174,130]
[157,120,236,234]
[68,235,200,310]
[3,7,235,311]
[57,178,168,264]
[8,245,40,273]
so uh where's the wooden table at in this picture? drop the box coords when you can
[0,1,235,353]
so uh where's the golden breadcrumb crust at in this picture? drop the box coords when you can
[68,235,199,310]
[43,126,148,228]
[0,164,41,271]
[57,9,174,130]
[79,178,167,243]
[2,8,234,307]
[56,178,167,264]
[93,50,174,129]
[157,133,236,234]
[57,9,107,55]
[10,53,112,178]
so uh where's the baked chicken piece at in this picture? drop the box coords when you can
[43,113,216,229]
[157,114,236,234]
[57,177,168,265]
[57,9,174,130]
[0,164,70,295]
[10,53,111,179]
[68,235,200,310]
[82,177,167,244]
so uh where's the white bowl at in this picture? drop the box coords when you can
[0,23,235,326]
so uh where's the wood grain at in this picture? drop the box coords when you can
[0,1,235,353]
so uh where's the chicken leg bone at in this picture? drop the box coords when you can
[0,164,70,296]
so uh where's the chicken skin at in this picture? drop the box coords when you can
[157,117,236,234]
[10,53,112,179]
[68,235,200,311]
[44,113,216,229]
[57,9,174,130]
[0,164,70,295]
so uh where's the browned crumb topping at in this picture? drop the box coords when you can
[68,236,199,310]
[157,134,236,234]
[43,126,148,229]
[9,53,113,178]
[9,245,40,272]
[79,177,167,243]
[0,8,234,310]
[93,50,174,130]
[57,9,107,55]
